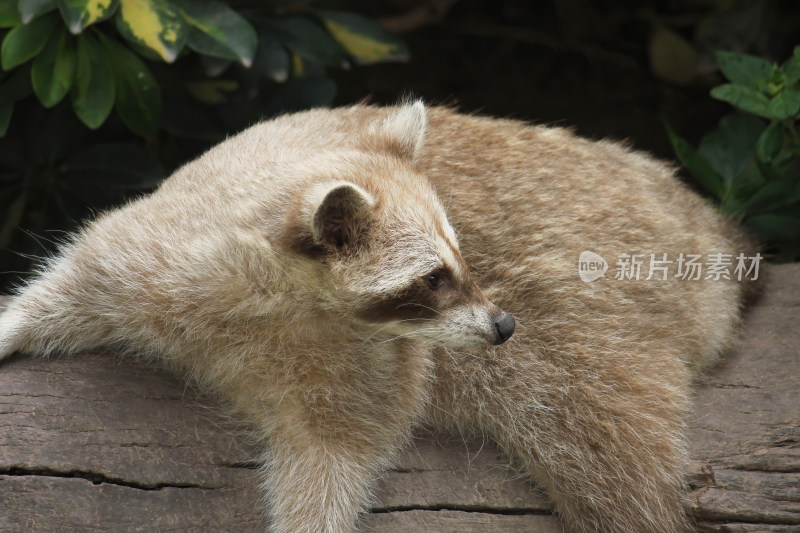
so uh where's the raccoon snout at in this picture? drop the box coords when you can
[492,311,515,345]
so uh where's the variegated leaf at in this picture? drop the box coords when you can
[318,10,408,65]
[115,0,187,63]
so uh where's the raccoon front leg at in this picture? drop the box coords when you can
[209,337,433,533]
[432,348,693,533]
[490,398,691,533]
[247,382,428,533]
[0,262,114,361]
[260,437,388,533]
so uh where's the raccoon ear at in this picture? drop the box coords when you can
[310,182,375,249]
[375,100,427,160]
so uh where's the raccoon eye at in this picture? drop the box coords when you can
[425,272,445,290]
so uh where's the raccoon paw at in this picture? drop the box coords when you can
[0,309,22,361]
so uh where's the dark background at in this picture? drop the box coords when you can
[331,0,798,160]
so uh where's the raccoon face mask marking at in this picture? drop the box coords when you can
[296,175,515,349]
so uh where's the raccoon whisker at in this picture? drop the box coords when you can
[371,327,438,345]
[358,317,435,344]
[367,324,450,346]
[16,231,50,255]
[393,302,442,316]
[20,228,63,249]
[359,323,405,345]
[43,228,73,237]
[1,248,48,262]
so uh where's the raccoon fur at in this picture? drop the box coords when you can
[0,102,755,532]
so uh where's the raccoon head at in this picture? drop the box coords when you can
[289,102,514,348]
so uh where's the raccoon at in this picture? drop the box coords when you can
[0,102,754,532]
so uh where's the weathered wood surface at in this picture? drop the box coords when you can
[1,264,797,532]
[687,264,800,533]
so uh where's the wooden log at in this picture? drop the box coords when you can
[1,264,797,532]
[687,264,800,532]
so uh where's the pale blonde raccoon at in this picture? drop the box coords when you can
[0,101,754,532]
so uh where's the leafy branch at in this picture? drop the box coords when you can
[0,0,408,291]
[667,47,800,262]
[0,0,408,137]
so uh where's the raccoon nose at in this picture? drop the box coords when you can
[492,311,515,345]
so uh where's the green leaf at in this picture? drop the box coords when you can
[0,101,13,135]
[18,0,57,24]
[772,144,799,171]
[58,0,118,34]
[0,11,58,69]
[259,17,347,67]
[31,26,75,107]
[766,65,786,95]
[716,50,772,86]
[252,38,288,83]
[232,36,288,96]
[783,45,800,85]
[725,159,766,211]
[0,62,32,104]
[755,122,783,165]
[102,35,160,137]
[698,113,764,184]
[317,10,408,65]
[71,32,114,128]
[115,0,187,63]
[664,120,725,199]
[0,0,21,27]
[765,90,800,120]
[175,0,256,67]
[711,84,772,118]
[741,179,800,216]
